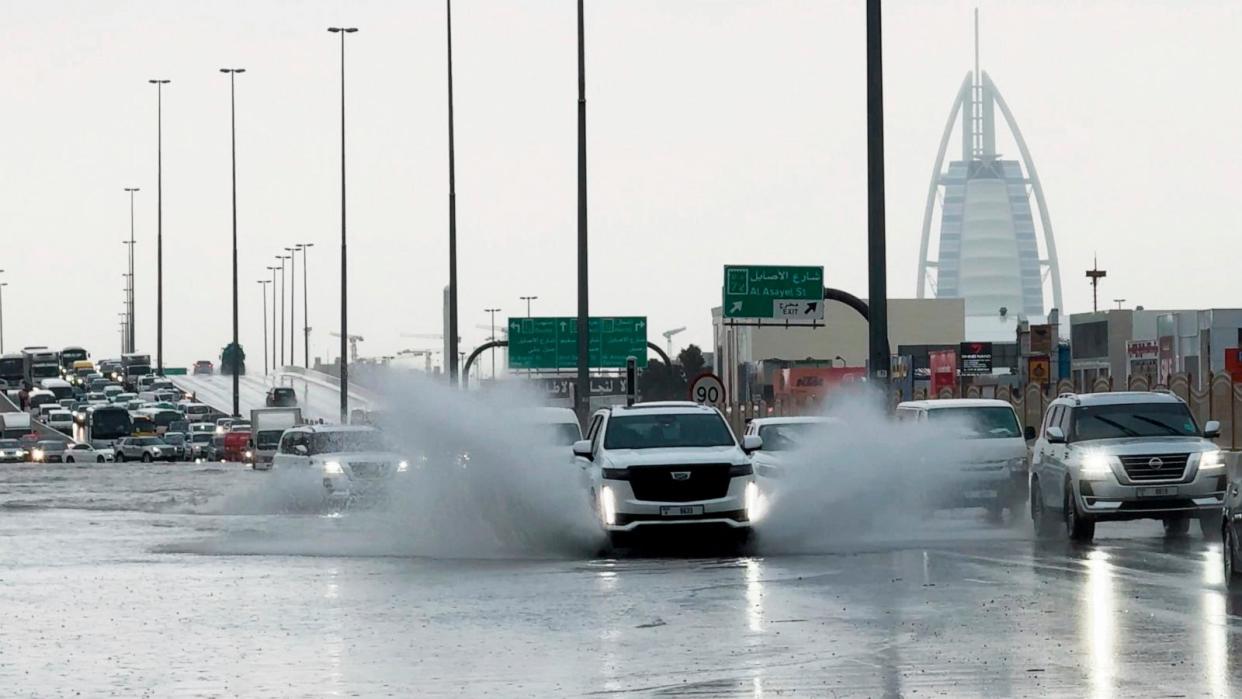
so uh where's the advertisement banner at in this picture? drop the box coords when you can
[929,349,958,396]
[1027,355,1051,386]
[1158,335,1176,385]
[959,342,994,376]
[774,366,867,399]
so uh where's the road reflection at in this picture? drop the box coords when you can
[1200,547,1231,698]
[744,558,766,697]
[1081,549,1115,699]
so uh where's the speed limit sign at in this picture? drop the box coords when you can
[689,373,726,405]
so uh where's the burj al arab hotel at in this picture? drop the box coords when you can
[916,13,1063,341]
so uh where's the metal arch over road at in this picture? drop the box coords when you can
[462,340,671,390]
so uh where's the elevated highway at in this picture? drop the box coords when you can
[170,368,376,423]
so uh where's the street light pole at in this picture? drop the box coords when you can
[328,26,358,422]
[267,265,278,372]
[445,0,460,387]
[484,308,501,380]
[574,0,590,423]
[258,280,271,375]
[520,295,538,318]
[299,243,313,368]
[865,0,890,390]
[221,67,245,418]
[149,78,170,375]
[286,245,298,366]
[121,273,132,353]
[276,254,288,367]
[0,279,7,354]
[124,187,139,353]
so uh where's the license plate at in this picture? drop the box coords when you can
[660,505,705,517]
[965,489,997,499]
[1137,486,1178,498]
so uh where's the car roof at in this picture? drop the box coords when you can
[897,399,1014,410]
[530,407,579,424]
[749,416,839,426]
[605,401,720,416]
[1053,391,1187,407]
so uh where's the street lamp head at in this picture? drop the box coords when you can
[220,68,246,74]
[148,79,171,85]
[328,27,359,33]
[124,187,140,193]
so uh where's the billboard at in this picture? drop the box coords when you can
[774,366,866,399]
[959,342,994,376]
[929,349,957,396]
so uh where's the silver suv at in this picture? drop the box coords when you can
[1029,391,1224,542]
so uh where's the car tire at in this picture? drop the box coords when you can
[1065,482,1095,543]
[1224,527,1242,590]
[142,453,152,463]
[1200,513,1224,540]
[607,531,634,550]
[116,453,125,463]
[1163,516,1191,537]
[1031,478,1059,538]
[65,457,74,464]
[96,456,104,463]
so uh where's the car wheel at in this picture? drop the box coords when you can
[1163,516,1191,537]
[142,453,152,463]
[1031,478,1058,538]
[96,456,104,463]
[116,453,125,463]
[1200,512,1224,540]
[65,457,74,464]
[607,531,633,551]
[1225,527,1242,590]
[1065,482,1095,543]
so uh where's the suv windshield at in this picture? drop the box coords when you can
[604,413,735,450]
[757,422,824,451]
[308,431,390,455]
[0,440,17,448]
[927,407,1022,439]
[1072,402,1199,441]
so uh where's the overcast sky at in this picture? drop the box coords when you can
[3,1,1239,370]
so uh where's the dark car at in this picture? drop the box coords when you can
[266,387,297,408]
[193,360,214,376]
[1224,464,1242,589]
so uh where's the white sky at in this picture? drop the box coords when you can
[3,0,1239,369]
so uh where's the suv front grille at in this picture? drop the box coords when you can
[627,464,732,502]
[349,461,389,479]
[1119,453,1190,482]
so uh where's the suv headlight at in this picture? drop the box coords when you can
[1080,452,1117,476]
[396,460,409,472]
[323,461,344,474]
[1199,450,1224,471]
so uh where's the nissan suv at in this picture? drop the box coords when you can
[573,402,762,548]
[1029,391,1224,542]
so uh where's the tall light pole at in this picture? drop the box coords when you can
[267,265,278,372]
[865,0,890,389]
[484,307,501,380]
[221,67,245,417]
[0,278,7,354]
[118,312,128,355]
[276,253,288,366]
[328,26,357,422]
[298,242,314,367]
[121,273,132,353]
[149,78,170,375]
[258,280,271,375]
[520,295,538,318]
[286,245,298,365]
[574,0,590,422]
[444,1,460,386]
[124,187,139,353]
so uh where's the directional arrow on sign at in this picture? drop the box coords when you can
[730,301,743,314]
[804,302,818,315]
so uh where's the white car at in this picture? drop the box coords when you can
[63,443,114,464]
[271,425,408,503]
[574,402,762,547]
[895,399,1033,518]
[744,416,839,479]
[46,409,75,435]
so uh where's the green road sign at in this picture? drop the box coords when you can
[723,265,824,319]
[508,316,647,370]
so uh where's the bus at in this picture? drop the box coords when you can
[60,347,89,374]
[22,349,61,385]
[0,353,25,386]
[84,405,133,448]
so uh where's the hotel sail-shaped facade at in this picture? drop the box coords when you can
[916,64,1063,342]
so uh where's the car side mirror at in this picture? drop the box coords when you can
[292,444,308,457]
[572,440,593,459]
[742,435,762,453]
[1046,426,1066,444]
[1204,420,1221,439]
[1024,425,1037,442]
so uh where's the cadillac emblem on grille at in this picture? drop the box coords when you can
[1148,457,1164,470]
[670,471,692,481]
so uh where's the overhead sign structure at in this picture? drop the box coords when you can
[959,342,994,376]
[689,373,725,405]
[508,316,647,370]
[723,265,824,320]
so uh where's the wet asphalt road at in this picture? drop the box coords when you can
[2,462,1241,698]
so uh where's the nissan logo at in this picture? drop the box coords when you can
[671,471,692,481]
[1148,457,1164,470]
